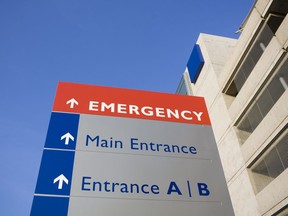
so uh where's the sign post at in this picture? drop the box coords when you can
[31,82,234,215]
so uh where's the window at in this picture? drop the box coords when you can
[272,205,288,216]
[176,76,188,95]
[250,128,288,193]
[226,13,285,97]
[236,57,288,144]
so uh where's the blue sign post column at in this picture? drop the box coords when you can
[31,113,79,215]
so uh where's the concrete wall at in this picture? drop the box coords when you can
[190,33,261,216]
[183,1,288,215]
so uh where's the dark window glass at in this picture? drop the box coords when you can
[276,133,288,168]
[251,129,288,193]
[236,58,288,144]
[226,14,284,97]
[176,77,188,95]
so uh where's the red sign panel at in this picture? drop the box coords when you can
[52,82,211,125]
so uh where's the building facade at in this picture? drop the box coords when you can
[177,0,288,215]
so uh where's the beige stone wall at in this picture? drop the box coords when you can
[181,2,288,215]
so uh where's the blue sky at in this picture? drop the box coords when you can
[0,0,252,215]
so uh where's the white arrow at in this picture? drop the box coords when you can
[66,98,78,109]
[60,132,74,145]
[53,174,69,190]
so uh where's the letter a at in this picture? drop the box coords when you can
[167,181,182,195]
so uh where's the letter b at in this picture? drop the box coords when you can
[197,183,210,196]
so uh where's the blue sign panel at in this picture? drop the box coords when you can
[187,44,204,83]
[32,112,79,215]
[35,149,75,195]
[45,112,79,150]
[30,196,69,216]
